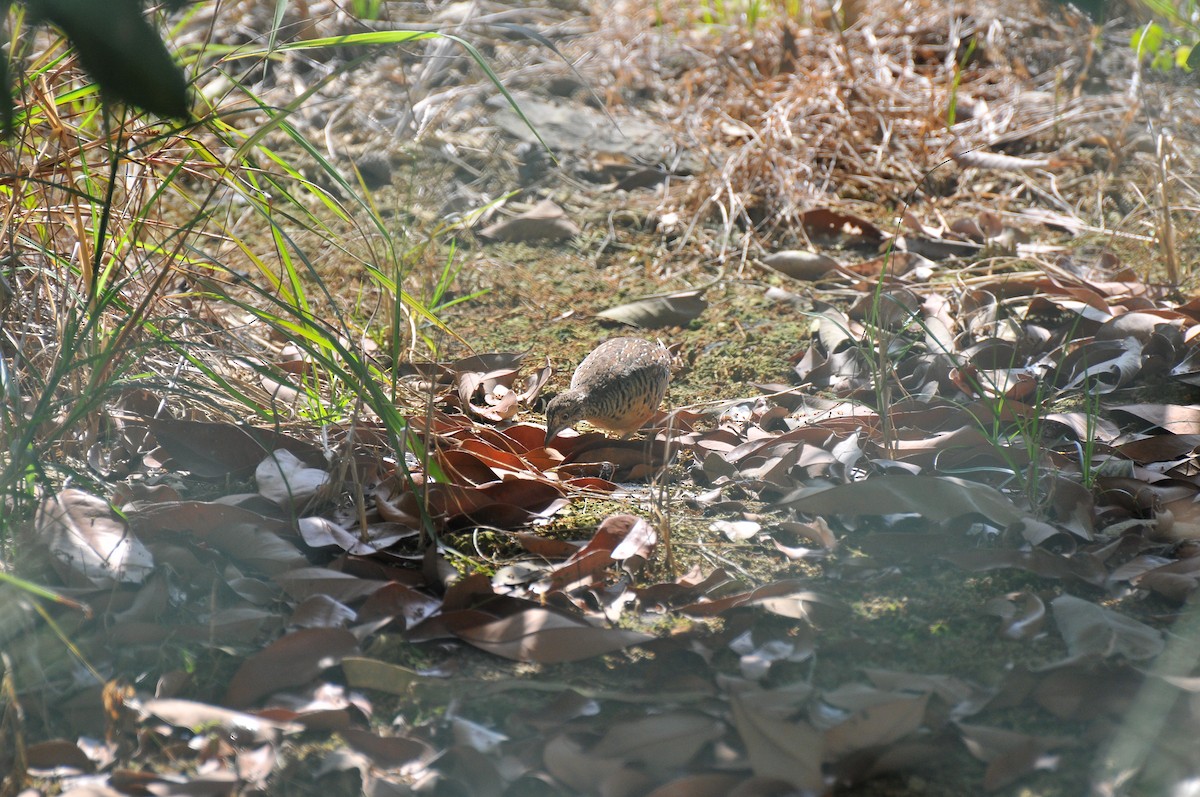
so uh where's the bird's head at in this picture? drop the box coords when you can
[544,390,585,447]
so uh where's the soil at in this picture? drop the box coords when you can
[10,0,1200,795]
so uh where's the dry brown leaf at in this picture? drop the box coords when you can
[590,712,724,773]
[38,490,154,588]
[452,606,653,663]
[288,594,356,628]
[224,628,359,707]
[956,722,1071,791]
[1050,594,1164,661]
[340,657,440,696]
[676,578,840,621]
[596,289,707,328]
[25,739,94,773]
[273,567,388,604]
[1109,403,1200,435]
[780,475,1028,526]
[340,728,434,769]
[478,199,580,242]
[145,417,324,478]
[820,686,930,759]
[642,774,744,797]
[729,689,823,791]
[943,549,1106,586]
[1031,664,1141,720]
[376,476,568,531]
[139,698,301,740]
[760,249,839,281]
[543,733,650,795]
[799,208,883,245]
[297,517,414,555]
[356,582,443,628]
[256,450,329,506]
[983,592,1047,640]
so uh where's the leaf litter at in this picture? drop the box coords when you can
[11,1,1200,796]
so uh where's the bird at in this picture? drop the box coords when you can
[544,337,671,446]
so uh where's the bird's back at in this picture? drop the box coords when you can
[571,337,670,434]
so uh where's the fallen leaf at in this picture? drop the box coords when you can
[340,727,434,769]
[139,698,301,740]
[761,250,839,281]
[452,606,652,663]
[780,475,1028,526]
[39,489,154,587]
[256,450,329,506]
[800,208,884,245]
[729,689,823,791]
[1050,594,1164,661]
[145,417,324,478]
[224,628,359,707]
[819,685,930,759]
[956,722,1070,791]
[479,199,580,242]
[983,592,1047,640]
[596,289,707,328]
[591,712,724,773]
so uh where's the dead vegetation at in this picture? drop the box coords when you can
[5,1,1200,796]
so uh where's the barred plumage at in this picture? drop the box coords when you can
[544,337,671,446]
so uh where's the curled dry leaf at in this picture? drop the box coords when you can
[847,286,922,329]
[712,519,761,541]
[478,199,580,242]
[376,476,568,531]
[760,250,839,281]
[983,592,1047,640]
[819,685,930,760]
[552,435,670,481]
[224,627,360,707]
[799,208,884,246]
[297,516,413,555]
[1108,403,1200,435]
[596,288,707,328]
[1052,337,1143,394]
[676,577,843,622]
[454,354,553,422]
[729,689,823,791]
[340,727,434,769]
[1049,594,1164,661]
[138,698,302,741]
[288,594,357,629]
[609,515,657,563]
[145,417,324,478]
[780,475,1027,526]
[590,712,725,774]
[256,449,329,506]
[732,630,814,680]
[956,722,1071,792]
[451,606,653,663]
[38,489,154,587]
[531,513,658,594]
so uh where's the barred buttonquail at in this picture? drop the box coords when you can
[544,337,671,446]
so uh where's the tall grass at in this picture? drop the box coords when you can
[0,8,518,537]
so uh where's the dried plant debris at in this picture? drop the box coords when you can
[13,1,1200,796]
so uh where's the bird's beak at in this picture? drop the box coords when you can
[544,425,559,448]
